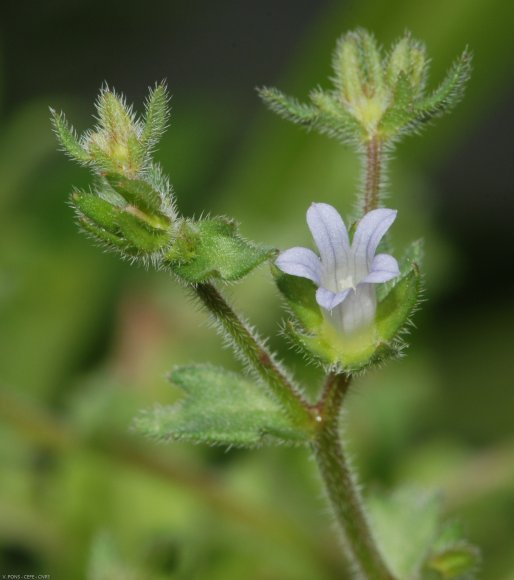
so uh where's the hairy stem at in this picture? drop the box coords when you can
[363,135,384,213]
[312,373,394,580]
[194,282,313,429]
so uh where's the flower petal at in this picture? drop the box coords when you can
[352,209,397,273]
[316,286,352,311]
[275,247,322,284]
[306,203,350,290]
[361,253,400,284]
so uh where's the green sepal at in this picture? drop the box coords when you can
[166,217,275,283]
[50,108,91,165]
[140,82,170,157]
[309,89,362,143]
[134,365,308,447]
[257,86,361,145]
[71,190,120,232]
[379,73,416,139]
[375,266,420,342]
[257,87,318,127]
[78,217,132,252]
[115,212,171,253]
[274,260,421,373]
[272,264,323,330]
[71,189,172,254]
[104,173,171,228]
[414,49,472,124]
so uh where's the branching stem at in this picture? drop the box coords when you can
[312,373,395,580]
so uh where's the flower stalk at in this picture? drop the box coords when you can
[312,373,395,580]
[363,135,384,213]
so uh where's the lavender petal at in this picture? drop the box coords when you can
[361,253,400,283]
[316,286,352,311]
[306,203,350,289]
[275,247,322,284]
[352,209,397,271]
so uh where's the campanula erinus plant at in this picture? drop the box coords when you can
[52,29,477,579]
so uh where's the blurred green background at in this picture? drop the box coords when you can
[1,0,513,578]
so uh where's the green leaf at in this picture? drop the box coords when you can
[134,365,308,447]
[167,218,275,283]
[369,488,442,580]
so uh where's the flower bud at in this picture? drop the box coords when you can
[84,89,144,176]
[387,35,428,95]
[332,30,389,133]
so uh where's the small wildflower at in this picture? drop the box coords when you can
[276,203,399,334]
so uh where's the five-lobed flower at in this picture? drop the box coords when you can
[276,203,400,335]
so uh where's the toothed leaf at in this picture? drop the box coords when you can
[167,218,275,283]
[134,365,308,447]
[369,488,442,579]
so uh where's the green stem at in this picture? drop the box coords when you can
[363,135,384,213]
[312,373,395,580]
[194,282,313,429]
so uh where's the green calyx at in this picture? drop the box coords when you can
[51,82,170,177]
[259,28,471,144]
[70,166,175,256]
[273,247,422,373]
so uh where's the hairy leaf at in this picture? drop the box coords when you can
[167,218,275,283]
[369,488,441,579]
[134,365,308,447]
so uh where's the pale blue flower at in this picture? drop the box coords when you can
[276,203,400,334]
